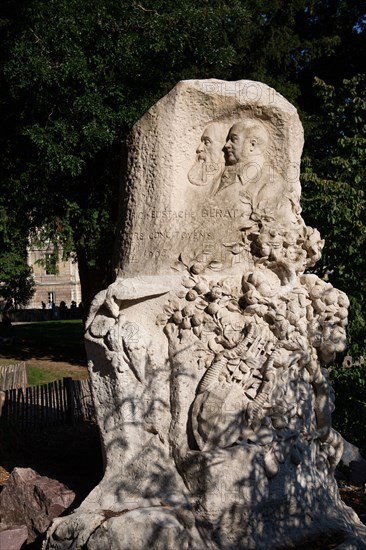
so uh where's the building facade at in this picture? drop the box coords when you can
[27,245,82,309]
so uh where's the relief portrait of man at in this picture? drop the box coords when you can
[218,119,271,194]
[216,119,301,225]
[188,123,227,191]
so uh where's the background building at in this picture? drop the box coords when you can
[27,244,81,310]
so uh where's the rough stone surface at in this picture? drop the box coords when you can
[342,440,364,466]
[0,467,74,543]
[44,80,366,549]
[113,79,304,278]
[0,524,28,550]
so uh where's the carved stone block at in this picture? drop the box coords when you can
[44,80,366,549]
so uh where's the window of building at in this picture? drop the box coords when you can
[45,253,57,275]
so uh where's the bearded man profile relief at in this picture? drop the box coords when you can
[188,123,226,190]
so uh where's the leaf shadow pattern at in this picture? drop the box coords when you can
[43,285,366,549]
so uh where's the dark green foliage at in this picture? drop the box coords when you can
[0,203,35,309]
[301,72,366,450]
[0,0,257,309]
[0,251,35,308]
[330,362,366,454]
[301,75,366,356]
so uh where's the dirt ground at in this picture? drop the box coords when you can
[339,484,366,525]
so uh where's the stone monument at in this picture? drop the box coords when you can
[44,80,366,549]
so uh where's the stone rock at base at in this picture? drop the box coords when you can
[0,524,28,550]
[342,440,364,466]
[0,467,75,543]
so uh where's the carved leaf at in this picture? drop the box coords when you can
[223,241,238,248]
[244,387,258,400]
[193,326,203,338]
[171,260,186,273]
[182,278,196,289]
[163,304,175,315]
[227,358,240,373]
[195,298,209,310]
[221,282,232,295]
[240,369,252,385]
[208,261,223,271]
[169,297,181,311]
[247,427,274,445]
[264,450,279,478]
[156,313,169,326]
[89,314,115,338]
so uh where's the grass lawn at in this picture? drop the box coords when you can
[0,319,88,383]
[26,363,88,385]
[0,319,86,363]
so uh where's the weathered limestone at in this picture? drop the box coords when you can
[44,80,366,549]
[113,79,304,278]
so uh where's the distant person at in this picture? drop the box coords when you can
[42,301,46,310]
[2,300,13,326]
[51,301,59,320]
[70,300,77,319]
[59,300,67,320]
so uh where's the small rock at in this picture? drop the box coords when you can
[0,467,75,543]
[0,524,28,550]
[341,439,364,466]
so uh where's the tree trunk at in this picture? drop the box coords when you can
[76,245,114,321]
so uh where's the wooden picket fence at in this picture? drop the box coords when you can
[0,361,28,392]
[0,377,95,431]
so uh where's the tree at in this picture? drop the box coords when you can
[1,0,327,311]
[0,251,35,308]
[0,198,35,309]
[0,0,254,311]
[0,0,365,330]
[301,75,366,356]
